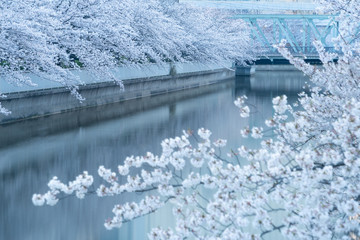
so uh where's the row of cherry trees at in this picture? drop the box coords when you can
[0,0,253,114]
[32,0,360,239]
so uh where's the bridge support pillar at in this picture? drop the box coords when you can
[235,66,256,76]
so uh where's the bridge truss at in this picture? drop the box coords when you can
[233,14,339,55]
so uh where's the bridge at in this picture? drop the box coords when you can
[234,14,338,56]
[231,14,343,68]
[185,1,341,63]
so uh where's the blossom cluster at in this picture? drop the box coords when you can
[105,195,164,230]
[32,171,93,206]
[234,96,250,118]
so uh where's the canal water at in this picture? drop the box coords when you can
[0,69,307,240]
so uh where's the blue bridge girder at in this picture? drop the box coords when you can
[233,14,339,55]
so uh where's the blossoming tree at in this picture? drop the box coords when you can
[33,0,360,239]
[0,0,253,114]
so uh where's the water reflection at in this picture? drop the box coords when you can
[0,70,308,240]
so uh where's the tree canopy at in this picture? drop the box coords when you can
[0,0,253,105]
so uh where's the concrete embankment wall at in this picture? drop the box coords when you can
[0,63,234,123]
[255,65,299,71]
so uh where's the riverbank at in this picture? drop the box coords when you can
[0,63,234,123]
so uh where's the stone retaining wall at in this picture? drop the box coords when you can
[0,68,234,123]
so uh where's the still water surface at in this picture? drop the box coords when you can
[0,70,307,240]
